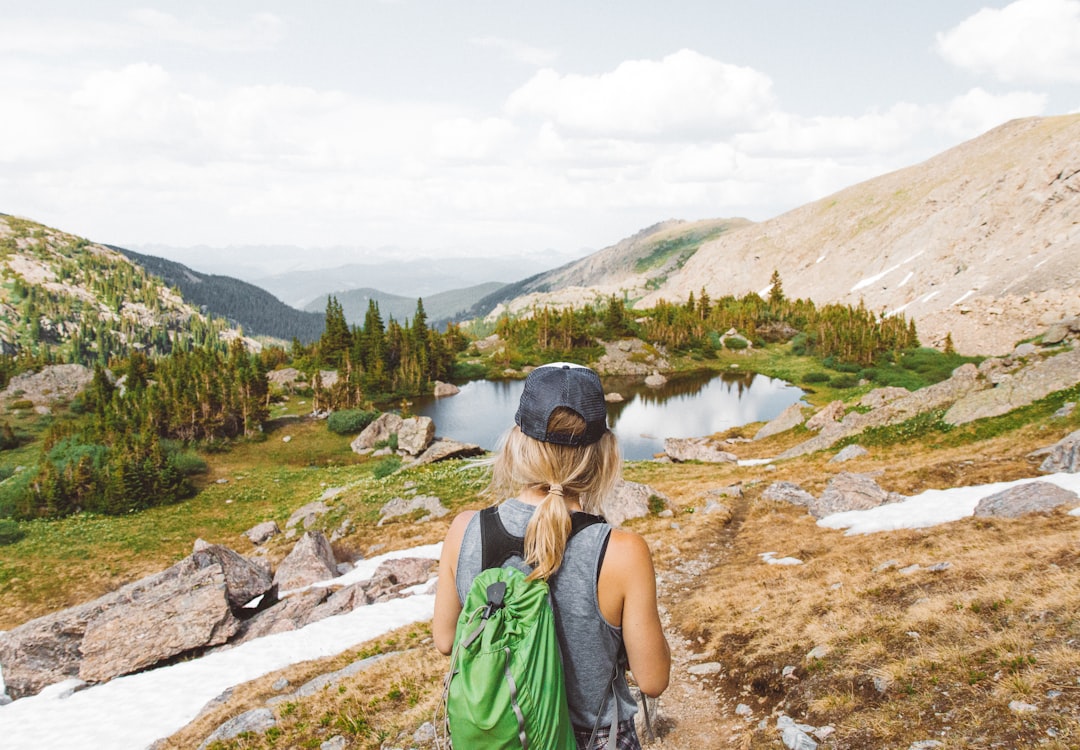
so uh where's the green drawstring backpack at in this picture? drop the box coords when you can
[439,506,611,750]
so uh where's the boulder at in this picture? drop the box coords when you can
[604,392,624,402]
[830,445,869,463]
[859,387,912,410]
[1,364,94,406]
[433,381,460,397]
[272,532,338,592]
[396,416,436,455]
[303,557,437,626]
[762,481,815,507]
[1035,429,1080,473]
[663,437,737,463]
[411,437,485,466]
[378,495,450,525]
[603,480,666,526]
[244,521,281,545]
[266,367,302,389]
[0,548,248,697]
[285,501,330,531]
[198,708,277,750]
[229,588,330,646]
[805,401,845,431]
[809,473,906,519]
[974,482,1079,518]
[754,403,805,441]
[201,544,274,610]
[644,371,668,388]
[351,412,404,453]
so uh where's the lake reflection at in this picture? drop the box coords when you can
[411,370,804,461]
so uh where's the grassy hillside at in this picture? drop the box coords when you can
[115,246,326,343]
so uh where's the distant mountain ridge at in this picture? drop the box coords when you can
[113,247,325,343]
[305,282,506,328]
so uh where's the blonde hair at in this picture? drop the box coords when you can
[485,407,621,580]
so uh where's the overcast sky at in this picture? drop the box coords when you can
[1,0,1078,273]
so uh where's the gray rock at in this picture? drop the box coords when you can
[1037,429,1080,473]
[244,521,281,545]
[908,742,944,750]
[350,412,403,453]
[708,484,743,498]
[0,364,94,406]
[1009,700,1038,713]
[859,386,912,409]
[1013,343,1037,357]
[272,531,338,591]
[702,500,730,516]
[809,472,905,519]
[754,403,806,441]
[1054,402,1077,418]
[945,347,1080,425]
[1041,323,1070,344]
[321,736,348,750]
[378,495,450,525]
[830,445,868,463]
[687,662,723,675]
[974,481,1079,518]
[198,708,276,750]
[396,416,436,455]
[777,715,818,750]
[230,588,330,646]
[805,401,845,431]
[201,544,274,610]
[604,480,667,526]
[413,722,437,743]
[433,381,460,397]
[663,437,737,463]
[268,654,394,707]
[411,437,485,466]
[644,371,668,388]
[286,501,330,531]
[762,481,815,507]
[78,550,242,683]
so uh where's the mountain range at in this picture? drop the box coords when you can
[3,114,1078,356]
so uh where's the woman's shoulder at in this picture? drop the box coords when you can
[603,527,654,567]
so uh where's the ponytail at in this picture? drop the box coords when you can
[524,483,573,581]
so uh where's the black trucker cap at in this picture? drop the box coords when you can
[514,362,609,446]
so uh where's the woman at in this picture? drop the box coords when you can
[434,363,670,749]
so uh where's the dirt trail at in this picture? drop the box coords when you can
[640,496,755,749]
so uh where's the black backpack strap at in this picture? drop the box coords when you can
[479,505,608,571]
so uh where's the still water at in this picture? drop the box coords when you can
[411,370,804,461]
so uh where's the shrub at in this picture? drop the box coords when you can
[372,456,401,479]
[169,449,208,475]
[328,409,380,435]
[724,336,749,350]
[802,372,829,384]
[829,374,860,389]
[8,399,33,411]
[0,518,24,545]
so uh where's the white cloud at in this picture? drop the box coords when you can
[506,49,775,138]
[470,36,559,66]
[937,0,1080,83]
[431,117,518,161]
[938,87,1047,137]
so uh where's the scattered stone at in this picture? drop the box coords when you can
[899,564,921,575]
[286,501,330,531]
[872,675,891,693]
[735,703,753,717]
[708,484,743,498]
[760,552,803,566]
[282,435,292,443]
[433,381,460,397]
[782,666,797,679]
[805,645,830,661]
[754,403,806,441]
[272,532,338,592]
[604,392,624,402]
[927,562,952,572]
[663,437,737,463]
[777,715,819,750]
[378,495,450,525]
[321,736,348,750]
[687,662,723,675]
[809,472,905,519]
[762,481,815,507]
[974,481,1078,517]
[413,722,437,743]
[198,708,276,750]
[830,445,868,463]
[1035,429,1080,473]
[1054,402,1076,418]
[874,560,900,572]
[245,521,281,545]
[644,371,668,388]
[908,742,944,750]
[272,678,290,691]
[702,500,730,516]
[1009,700,1038,713]
[268,654,394,707]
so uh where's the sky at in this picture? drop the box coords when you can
[1,0,1079,275]
[1,476,1078,749]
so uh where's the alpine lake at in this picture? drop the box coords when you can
[410,369,805,461]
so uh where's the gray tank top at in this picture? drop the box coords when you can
[455,497,638,731]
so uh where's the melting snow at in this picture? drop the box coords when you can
[897,271,913,287]
[952,290,975,306]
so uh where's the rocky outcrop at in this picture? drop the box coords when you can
[859,387,912,410]
[944,348,1080,425]
[285,501,330,532]
[806,401,845,431]
[349,413,435,456]
[245,521,281,545]
[604,480,667,527]
[663,437,737,463]
[754,403,806,440]
[1,363,94,406]
[974,481,1079,518]
[809,473,906,519]
[433,381,460,397]
[272,532,338,592]
[762,481,815,507]
[197,708,276,750]
[593,339,670,376]
[830,445,869,463]
[0,546,265,698]
[1033,429,1080,473]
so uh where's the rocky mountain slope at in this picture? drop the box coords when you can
[485,115,1079,356]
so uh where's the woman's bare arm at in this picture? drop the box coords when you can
[601,530,670,697]
[432,510,475,655]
